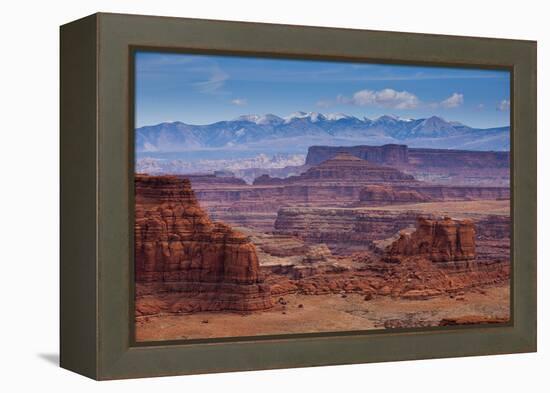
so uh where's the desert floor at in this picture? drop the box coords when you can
[135,283,509,342]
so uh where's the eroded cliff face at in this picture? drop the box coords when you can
[304,145,510,187]
[384,217,476,263]
[135,175,272,315]
[305,144,510,169]
[273,201,510,264]
[267,216,507,301]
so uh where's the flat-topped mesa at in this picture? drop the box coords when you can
[254,153,417,185]
[306,144,409,166]
[303,152,415,182]
[385,217,476,263]
[134,174,272,314]
[305,144,510,169]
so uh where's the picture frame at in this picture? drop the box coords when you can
[60,12,536,380]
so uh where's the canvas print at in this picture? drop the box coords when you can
[133,51,511,342]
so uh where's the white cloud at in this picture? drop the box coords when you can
[231,98,247,106]
[338,88,419,109]
[316,99,332,108]
[440,93,464,108]
[497,99,511,111]
[477,103,485,110]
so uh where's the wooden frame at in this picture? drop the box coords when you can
[60,12,537,380]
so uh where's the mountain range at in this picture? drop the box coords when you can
[136,112,510,154]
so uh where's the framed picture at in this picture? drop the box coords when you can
[60,13,536,380]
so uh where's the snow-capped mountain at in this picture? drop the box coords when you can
[234,114,284,125]
[136,112,510,153]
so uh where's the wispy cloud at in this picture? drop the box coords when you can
[193,67,229,94]
[497,99,511,111]
[336,88,420,109]
[214,66,507,84]
[230,98,247,106]
[440,93,464,108]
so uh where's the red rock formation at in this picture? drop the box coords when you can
[266,255,509,300]
[134,174,272,315]
[306,144,409,166]
[411,185,509,201]
[359,185,430,204]
[305,144,509,169]
[305,145,510,187]
[358,184,509,205]
[255,152,417,185]
[188,151,508,234]
[273,203,509,261]
[385,217,476,263]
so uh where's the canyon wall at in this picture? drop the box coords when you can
[358,184,510,205]
[268,214,508,300]
[273,204,510,258]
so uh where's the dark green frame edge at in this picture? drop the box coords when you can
[60,12,537,380]
[60,14,98,379]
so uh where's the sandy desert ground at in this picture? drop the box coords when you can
[136,284,509,341]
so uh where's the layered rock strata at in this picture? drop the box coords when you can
[187,153,509,233]
[305,144,510,187]
[305,144,509,169]
[358,184,509,205]
[273,202,510,260]
[135,174,272,315]
[254,152,417,185]
[359,185,430,204]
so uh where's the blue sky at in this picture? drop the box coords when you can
[135,51,510,129]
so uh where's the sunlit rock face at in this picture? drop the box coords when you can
[134,175,272,314]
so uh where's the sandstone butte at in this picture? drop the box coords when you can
[134,174,273,314]
[254,152,418,185]
[385,217,476,264]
